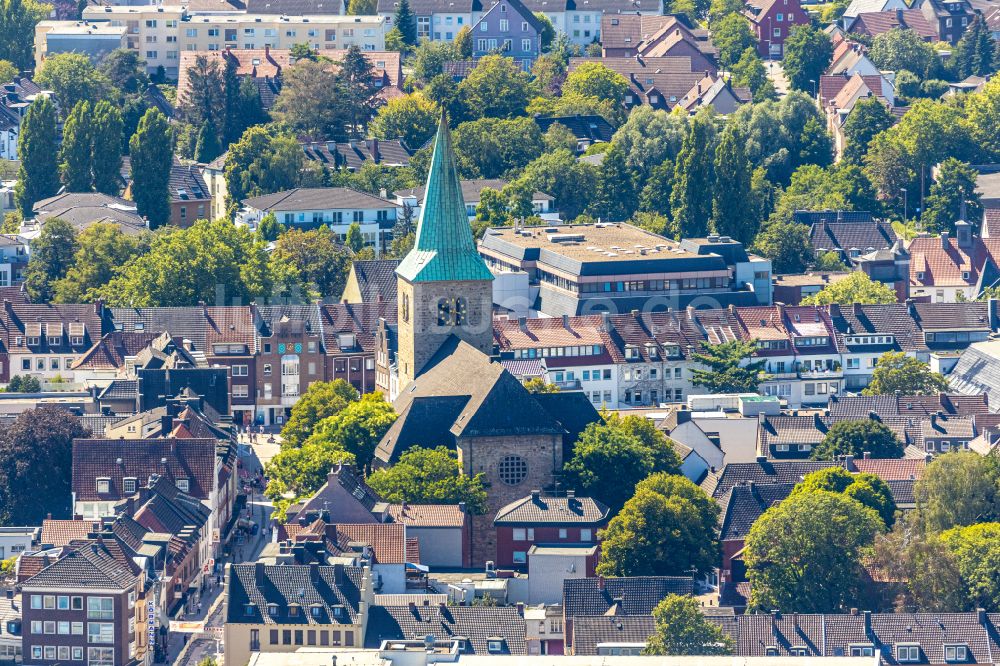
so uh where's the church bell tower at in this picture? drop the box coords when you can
[394,113,495,389]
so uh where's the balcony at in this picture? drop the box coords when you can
[552,379,581,390]
[798,367,843,380]
[766,370,798,380]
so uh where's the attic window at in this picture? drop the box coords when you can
[267,604,279,617]
[244,603,256,616]
[134,322,144,331]
[96,478,110,494]
[488,639,505,653]
[945,645,968,663]
[962,271,970,280]
[176,478,190,493]
[310,606,322,618]
[123,478,137,494]
[917,271,925,280]
[332,606,343,617]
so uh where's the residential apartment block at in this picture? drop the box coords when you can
[47,7,388,78]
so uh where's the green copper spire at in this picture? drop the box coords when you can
[396,113,494,283]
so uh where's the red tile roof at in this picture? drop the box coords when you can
[850,458,927,481]
[385,504,466,528]
[332,523,408,564]
[909,236,1000,287]
[40,519,101,547]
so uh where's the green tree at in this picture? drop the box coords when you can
[731,91,829,184]
[100,219,272,307]
[954,16,994,78]
[811,419,903,461]
[516,149,597,220]
[91,101,124,195]
[841,97,894,165]
[303,392,396,469]
[24,217,78,302]
[269,226,351,299]
[712,13,756,68]
[589,144,635,221]
[0,407,90,524]
[60,101,93,192]
[129,109,172,228]
[921,158,981,234]
[598,473,720,577]
[272,60,348,140]
[562,62,629,107]
[801,271,897,305]
[939,523,1000,610]
[194,119,222,164]
[36,53,111,117]
[14,96,59,217]
[99,49,149,95]
[534,12,555,50]
[870,28,937,78]
[452,117,543,178]
[369,93,439,149]
[523,377,560,393]
[367,446,489,513]
[345,222,365,253]
[782,25,833,93]
[670,110,716,238]
[862,351,949,396]
[915,451,1000,533]
[257,213,284,242]
[347,0,376,13]
[224,126,305,207]
[542,123,579,153]
[643,595,734,656]
[181,54,224,131]
[691,339,767,393]
[337,45,379,137]
[0,0,50,71]
[52,223,148,303]
[712,124,756,244]
[412,41,457,83]
[771,164,878,221]
[265,437,356,515]
[280,379,359,448]
[730,47,773,99]
[457,55,535,119]
[813,251,849,271]
[455,25,472,58]
[563,415,680,514]
[791,466,897,529]
[962,76,1000,161]
[753,218,812,273]
[394,0,417,45]
[745,490,883,612]
[638,161,674,223]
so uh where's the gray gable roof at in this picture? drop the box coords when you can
[226,563,365,625]
[562,576,694,618]
[364,605,527,654]
[242,187,400,212]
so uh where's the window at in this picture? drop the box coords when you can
[850,646,875,657]
[88,647,115,666]
[776,12,783,20]
[513,550,527,564]
[87,597,113,620]
[898,645,921,662]
[488,640,504,653]
[945,646,968,663]
[45,647,56,660]
[176,478,190,492]
[58,621,70,634]
[58,595,70,610]
[264,363,272,376]
[498,455,528,485]
[232,364,248,376]
[30,621,41,634]
[580,528,592,541]
[559,528,567,539]
[73,647,84,660]
[233,384,249,398]
[790,648,808,657]
[500,18,508,30]
[123,477,137,494]
[513,528,527,541]
[311,606,322,618]
[270,629,279,644]
[45,595,56,610]
[72,597,83,610]
[88,622,114,644]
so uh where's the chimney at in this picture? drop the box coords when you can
[458,501,466,514]
[562,314,570,329]
[686,305,695,321]
[941,231,950,248]
[518,316,527,333]
[516,602,525,616]
[530,489,541,502]
[844,454,854,470]
[756,455,767,463]
[597,575,605,590]
[863,609,872,635]
[863,451,871,459]
[956,220,972,248]
[566,489,575,499]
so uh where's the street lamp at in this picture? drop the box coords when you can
[809,78,816,98]
[901,188,908,224]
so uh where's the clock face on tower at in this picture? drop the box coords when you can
[437,297,468,326]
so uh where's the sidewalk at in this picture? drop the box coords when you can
[165,441,273,666]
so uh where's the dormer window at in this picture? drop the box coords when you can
[96,478,110,494]
[962,271,970,280]
[175,478,190,493]
[332,606,343,617]
[288,606,299,617]
[898,645,921,662]
[123,478,137,494]
[488,639,505,653]
[244,603,256,617]
[850,645,875,657]
[310,606,322,618]
[267,604,279,617]
[48,336,60,346]
[917,271,926,280]
[945,645,968,662]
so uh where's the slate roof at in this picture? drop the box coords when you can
[344,259,400,304]
[828,303,928,353]
[571,615,656,655]
[535,115,615,145]
[71,331,160,370]
[847,458,926,480]
[72,437,217,501]
[3,302,106,354]
[169,160,211,204]
[375,0,480,15]
[494,493,610,526]
[31,193,148,234]
[911,300,992,332]
[98,379,139,401]
[321,302,395,355]
[562,577,694,619]
[828,393,989,418]
[949,340,1000,411]
[809,219,898,258]
[22,540,140,590]
[226,563,365,625]
[109,307,210,349]
[242,187,399,212]
[364,605,527,654]
[718,482,797,541]
[303,139,414,170]
[702,460,833,499]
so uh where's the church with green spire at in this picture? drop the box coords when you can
[395,113,496,389]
